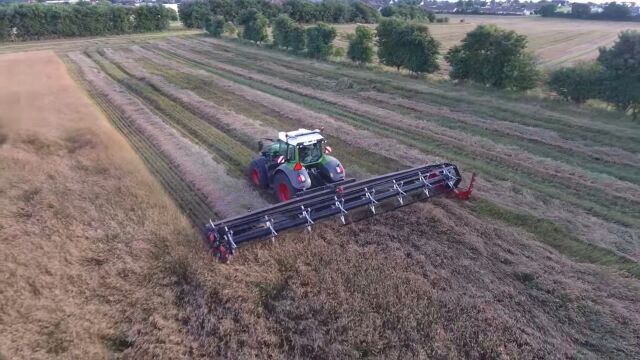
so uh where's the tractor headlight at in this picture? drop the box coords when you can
[336,164,344,174]
[297,174,306,183]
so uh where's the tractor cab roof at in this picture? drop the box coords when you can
[279,128,324,146]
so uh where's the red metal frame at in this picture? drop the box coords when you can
[453,172,476,200]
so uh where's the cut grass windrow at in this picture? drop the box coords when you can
[471,198,640,280]
[139,44,441,167]
[65,55,215,227]
[192,37,640,150]
[147,43,640,228]
[164,41,640,203]
[69,51,268,218]
[185,38,640,169]
[359,92,640,170]
[130,48,397,178]
[88,50,254,180]
[154,43,640,213]
[176,40,640,187]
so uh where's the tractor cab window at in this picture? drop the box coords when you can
[286,144,295,161]
[270,140,287,158]
[298,141,323,164]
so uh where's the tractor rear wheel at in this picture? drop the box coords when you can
[249,157,268,189]
[273,172,297,202]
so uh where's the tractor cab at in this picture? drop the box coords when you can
[251,129,346,201]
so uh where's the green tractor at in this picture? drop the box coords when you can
[249,128,345,201]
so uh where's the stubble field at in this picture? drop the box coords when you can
[2,20,640,359]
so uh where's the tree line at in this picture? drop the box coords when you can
[539,2,639,22]
[0,2,174,41]
[179,0,378,29]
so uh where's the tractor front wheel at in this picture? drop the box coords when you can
[273,172,297,202]
[249,158,268,189]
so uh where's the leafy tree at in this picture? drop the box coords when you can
[288,23,306,52]
[238,8,259,25]
[347,25,374,64]
[241,10,268,43]
[571,3,591,18]
[348,2,379,23]
[597,30,640,118]
[538,3,557,17]
[380,5,397,17]
[282,0,319,22]
[133,5,172,32]
[547,62,601,103]
[319,0,348,23]
[377,18,439,74]
[601,2,631,20]
[305,22,336,59]
[380,4,434,21]
[0,3,170,41]
[272,14,294,48]
[376,17,405,70]
[445,24,540,90]
[204,15,225,37]
[0,7,9,41]
[179,0,211,28]
[395,23,440,74]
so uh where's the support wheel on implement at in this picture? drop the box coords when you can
[249,158,268,189]
[273,172,297,202]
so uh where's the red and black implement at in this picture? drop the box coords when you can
[205,162,475,262]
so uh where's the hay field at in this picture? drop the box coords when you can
[1,28,640,358]
[0,50,201,358]
[334,15,640,69]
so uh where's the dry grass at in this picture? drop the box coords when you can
[0,50,198,358]
[146,42,442,166]
[165,37,640,259]
[360,91,640,168]
[105,47,278,142]
[146,200,640,358]
[68,51,267,215]
[157,39,640,208]
[3,25,640,359]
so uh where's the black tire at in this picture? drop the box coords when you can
[249,157,268,189]
[273,172,297,202]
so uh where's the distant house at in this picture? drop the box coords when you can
[422,2,538,16]
[483,5,533,15]
[44,0,79,4]
[423,2,458,14]
[163,3,178,13]
[590,5,604,13]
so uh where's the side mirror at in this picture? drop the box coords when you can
[324,146,332,154]
[258,140,263,152]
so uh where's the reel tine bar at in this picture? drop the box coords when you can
[205,163,470,259]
